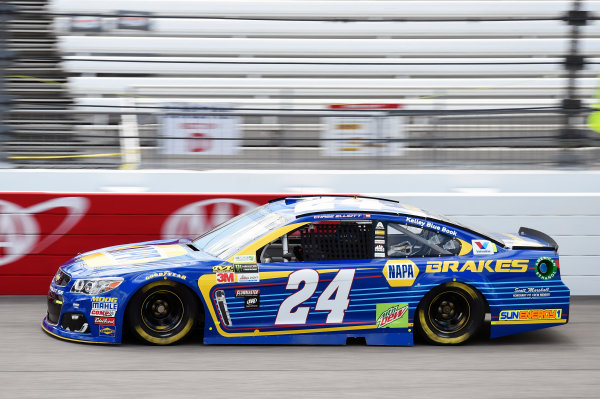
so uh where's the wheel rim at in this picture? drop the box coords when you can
[428,290,470,334]
[141,290,184,333]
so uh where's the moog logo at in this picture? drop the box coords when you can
[161,198,257,238]
[0,197,89,266]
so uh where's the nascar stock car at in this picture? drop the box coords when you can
[43,195,569,346]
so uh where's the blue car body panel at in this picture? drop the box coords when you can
[42,196,569,345]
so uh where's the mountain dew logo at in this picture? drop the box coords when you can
[376,303,409,328]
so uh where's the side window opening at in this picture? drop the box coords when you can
[258,221,374,263]
[386,222,461,258]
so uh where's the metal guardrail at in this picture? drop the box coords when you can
[5,106,598,170]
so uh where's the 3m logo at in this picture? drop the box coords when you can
[216,272,234,283]
[382,260,419,287]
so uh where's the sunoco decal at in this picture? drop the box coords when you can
[376,303,409,328]
[99,325,116,337]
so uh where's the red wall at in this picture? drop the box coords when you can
[0,193,279,294]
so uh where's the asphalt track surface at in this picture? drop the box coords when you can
[0,296,598,399]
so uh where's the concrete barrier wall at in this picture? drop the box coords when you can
[1,169,598,294]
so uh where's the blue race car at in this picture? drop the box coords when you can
[43,195,569,346]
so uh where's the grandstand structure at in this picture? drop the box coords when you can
[3,0,600,169]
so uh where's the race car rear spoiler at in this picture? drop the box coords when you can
[518,227,559,251]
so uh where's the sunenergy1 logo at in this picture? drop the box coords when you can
[382,260,419,287]
[499,309,562,321]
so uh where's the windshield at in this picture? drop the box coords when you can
[192,203,291,260]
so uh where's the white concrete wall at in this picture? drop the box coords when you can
[1,169,598,294]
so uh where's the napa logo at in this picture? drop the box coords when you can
[382,260,419,287]
[472,240,497,255]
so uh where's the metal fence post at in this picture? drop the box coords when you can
[559,0,588,166]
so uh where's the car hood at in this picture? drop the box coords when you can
[63,238,219,277]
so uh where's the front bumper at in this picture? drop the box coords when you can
[43,280,123,344]
[42,318,116,344]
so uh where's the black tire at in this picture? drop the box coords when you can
[416,282,485,345]
[127,280,198,345]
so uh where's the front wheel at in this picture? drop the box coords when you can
[416,282,485,345]
[127,281,198,345]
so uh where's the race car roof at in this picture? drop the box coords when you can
[270,195,431,218]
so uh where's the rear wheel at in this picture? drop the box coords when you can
[416,282,485,345]
[127,281,198,345]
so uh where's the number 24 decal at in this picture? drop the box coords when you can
[275,269,355,325]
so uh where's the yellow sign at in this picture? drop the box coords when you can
[382,260,419,287]
[588,75,600,133]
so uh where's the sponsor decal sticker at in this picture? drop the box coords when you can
[90,309,116,317]
[235,289,259,296]
[237,273,260,283]
[535,257,557,280]
[472,240,497,255]
[234,255,256,263]
[375,222,384,230]
[99,325,116,337]
[234,264,259,273]
[405,217,457,236]
[90,297,118,317]
[216,272,235,283]
[94,317,116,325]
[375,230,385,236]
[314,213,369,219]
[376,303,409,328]
[374,244,385,253]
[425,259,529,273]
[235,289,260,309]
[212,265,234,273]
[49,286,64,295]
[374,239,385,244]
[144,271,187,280]
[91,297,117,303]
[512,287,551,298]
[374,253,385,258]
[499,309,562,321]
[383,260,419,287]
